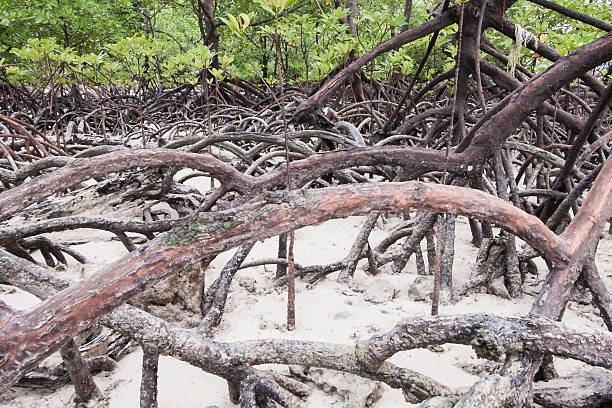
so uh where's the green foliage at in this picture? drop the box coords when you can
[504,0,610,71]
[0,0,140,58]
[254,0,298,17]
[220,13,251,39]
[5,34,216,88]
[7,38,83,84]
[165,43,216,85]
[1,0,609,88]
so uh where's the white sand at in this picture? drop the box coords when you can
[1,208,610,407]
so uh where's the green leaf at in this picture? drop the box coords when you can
[227,13,240,31]
[284,0,298,10]
[238,13,250,29]
[221,13,245,39]
[254,0,276,16]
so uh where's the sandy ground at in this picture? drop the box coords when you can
[1,175,610,407]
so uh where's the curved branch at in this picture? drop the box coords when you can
[525,0,612,32]
[0,249,449,402]
[463,32,612,158]
[0,156,72,185]
[364,313,612,370]
[0,216,185,245]
[256,145,461,193]
[6,250,611,405]
[0,181,568,392]
[0,145,463,223]
[501,156,612,406]
[0,149,252,222]
[562,154,612,256]
[489,16,608,95]
[292,9,455,123]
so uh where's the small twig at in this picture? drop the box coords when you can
[140,349,159,408]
